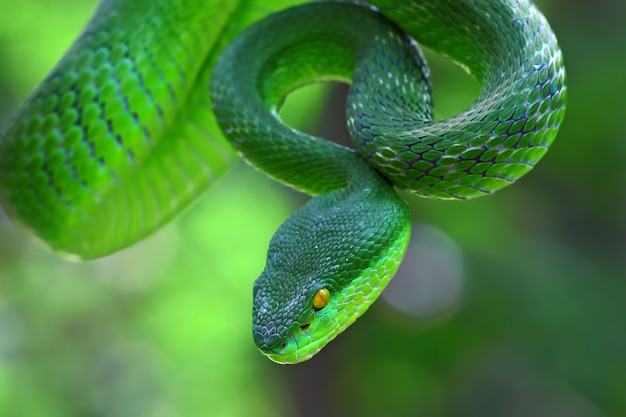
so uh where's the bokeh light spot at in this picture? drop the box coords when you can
[381,222,463,319]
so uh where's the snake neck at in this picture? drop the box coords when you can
[210,2,431,196]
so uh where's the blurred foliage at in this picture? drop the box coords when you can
[0,0,625,416]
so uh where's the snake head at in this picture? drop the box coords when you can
[252,271,331,363]
[251,179,411,364]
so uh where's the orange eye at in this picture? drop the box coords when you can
[312,288,330,310]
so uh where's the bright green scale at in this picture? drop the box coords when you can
[0,0,566,363]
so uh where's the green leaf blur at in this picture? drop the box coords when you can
[0,1,624,416]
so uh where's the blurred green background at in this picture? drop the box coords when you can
[0,0,624,416]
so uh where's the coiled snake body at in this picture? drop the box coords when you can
[0,0,566,363]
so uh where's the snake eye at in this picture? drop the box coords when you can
[312,288,330,310]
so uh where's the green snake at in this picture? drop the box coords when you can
[0,0,566,364]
